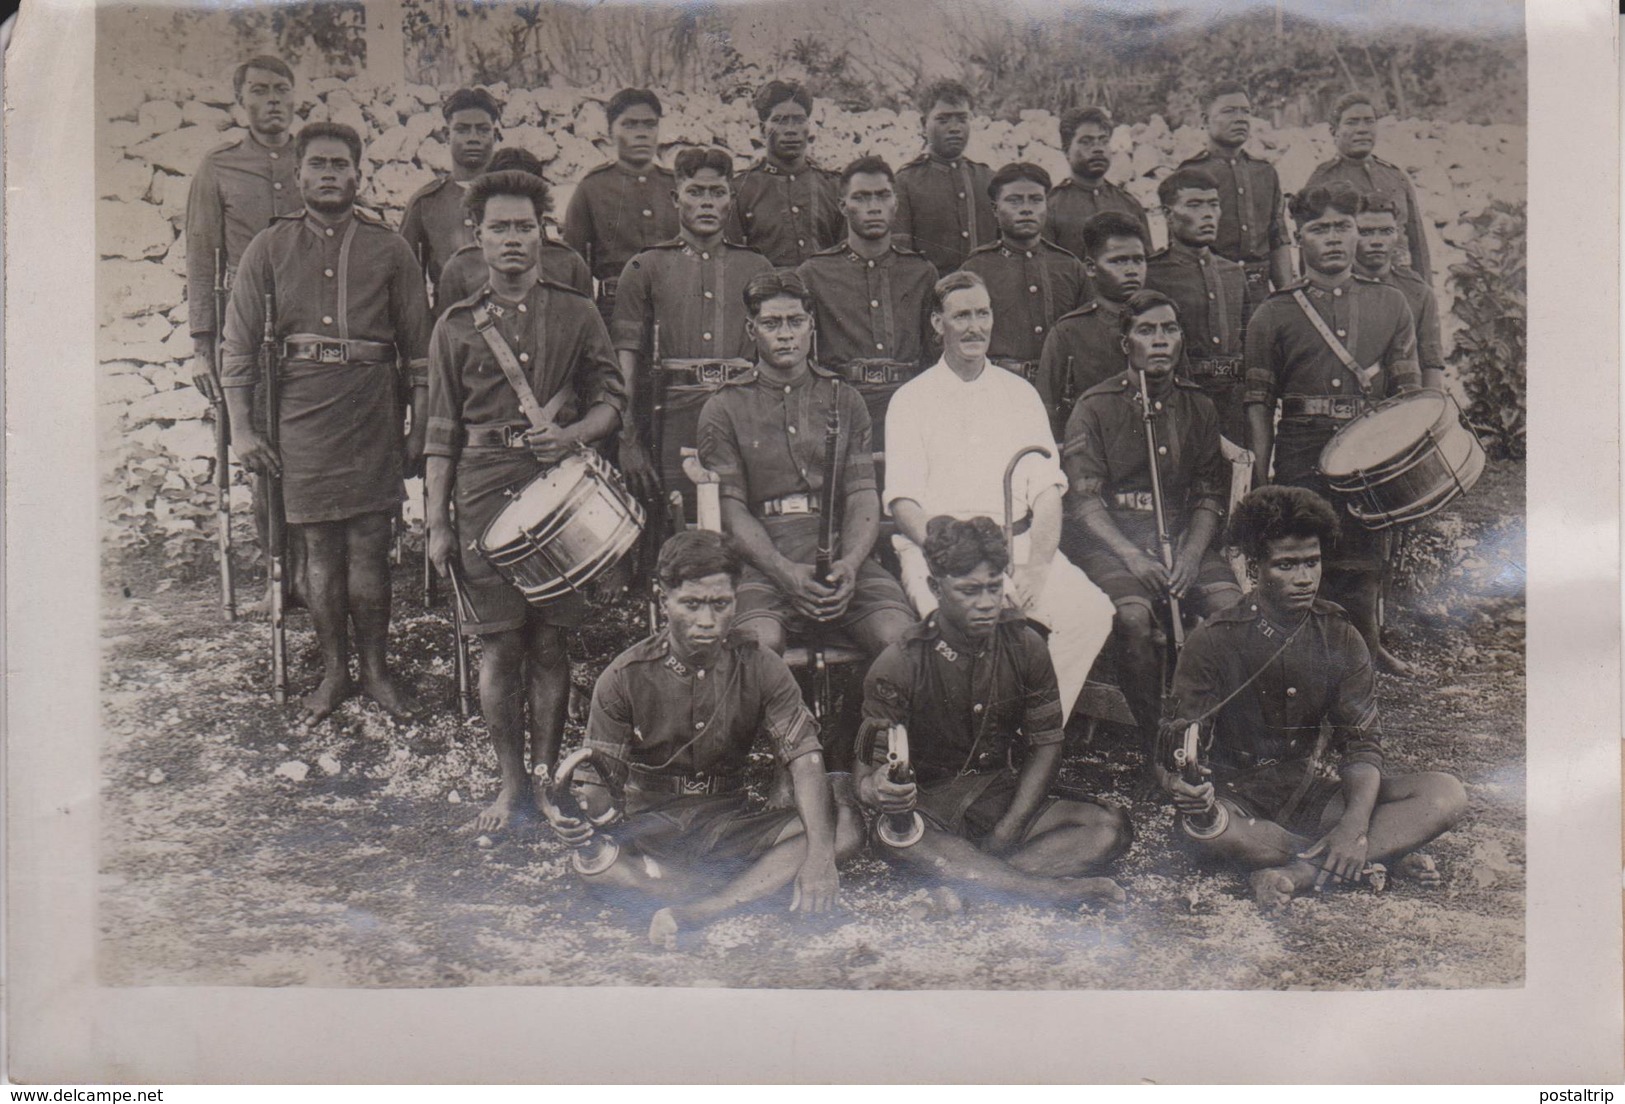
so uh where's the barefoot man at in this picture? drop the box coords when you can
[424,170,626,832]
[1159,485,1467,909]
[545,530,863,946]
[222,122,430,726]
[853,516,1129,910]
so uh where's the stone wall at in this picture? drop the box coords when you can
[97,72,1525,560]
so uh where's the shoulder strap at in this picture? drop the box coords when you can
[1290,289,1381,395]
[471,303,570,430]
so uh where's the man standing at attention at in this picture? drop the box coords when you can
[400,88,502,302]
[1044,106,1150,264]
[186,54,303,615]
[1353,192,1445,391]
[727,80,843,267]
[885,271,1115,727]
[1306,92,1432,282]
[562,88,678,324]
[1175,81,1294,318]
[893,80,997,273]
[960,162,1090,384]
[221,123,431,726]
[426,170,626,833]
[796,155,939,447]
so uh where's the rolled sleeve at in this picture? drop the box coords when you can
[1016,629,1065,748]
[756,648,823,766]
[1242,301,1280,407]
[839,387,877,498]
[1381,293,1421,394]
[570,305,629,419]
[1188,401,1229,515]
[582,665,636,787]
[1329,626,1384,772]
[609,255,651,352]
[1060,400,1109,501]
[697,395,748,505]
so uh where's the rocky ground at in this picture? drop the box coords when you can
[99,460,1524,991]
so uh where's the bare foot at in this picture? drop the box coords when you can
[297,673,353,727]
[358,669,421,721]
[475,782,527,834]
[1374,645,1414,677]
[648,907,680,949]
[1251,867,1300,911]
[1395,852,1443,886]
[929,885,964,917]
[1072,876,1126,906]
[239,590,274,622]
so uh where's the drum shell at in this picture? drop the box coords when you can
[1318,394,1486,530]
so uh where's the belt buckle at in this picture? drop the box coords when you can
[317,341,345,364]
[862,363,888,384]
[680,776,710,795]
[1329,397,1359,418]
[1210,357,1240,380]
[779,494,811,516]
[697,362,727,386]
[502,425,527,448]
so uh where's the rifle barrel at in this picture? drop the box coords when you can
[263,291,288,705]
[1136,368,1184,651]
[815,408,841,583]
[214,248,235,621]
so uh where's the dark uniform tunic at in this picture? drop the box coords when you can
[1306,154,1432,281]
[1044,175,1151,266]
[698,364,912,637]
[960,237,1089,371]
[796,242,939,448]
[1174,147,1290,316]
[583,628,823,863]
[221,209,430,525]
[859,610,1068,839]
[424,279,626,634]
[561,161,680,317]
[1035,296,1129,436]
[1243,275,1419,570]
[1146,241,1249,443]
[399,175,477,291]
[1169,596,1384,834]
[725,159,844,267]
[892,154,997,274]
[185,134,302,339]
[1060,371,1236,605]
[433,240,592,318]
[610,237,774,497]
[1376,267,1445,380]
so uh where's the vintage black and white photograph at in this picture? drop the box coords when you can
[90,0,1529,993]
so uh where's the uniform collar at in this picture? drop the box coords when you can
[612,160,664,180]
[839,240,898,264]
[1061,174,1110,192]
[1168,238,1214,263]
[748,361,835,389]
[676,233,728,259]
[995,236,1048,258]
[903,608,1023,653]
[755,157,817,177]
[640,626,755,671]
[300,208,356,237]
[1205,145,1252,163]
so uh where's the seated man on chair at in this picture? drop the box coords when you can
[1061,290,1242,752]
[545,530,863,946]
[697,270,916,665]
[1159,485,1467,910]
[854,516,1129,909]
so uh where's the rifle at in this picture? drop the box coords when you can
[875,724,925,848]
[1056,353,1078,440]
[212,248,235,621]
[540,748,626,876]
[416,242,437,605]
[444,556,476,719]
[1156,720,1230,841]
[814,406,842,585]
[262,291,288,705]
[1136,366,1184,657]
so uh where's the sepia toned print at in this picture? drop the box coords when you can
[95,0,1525,990]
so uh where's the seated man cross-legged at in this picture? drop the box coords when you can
[1159,486,1468,910]
[855,516,1129,910]
[546,531,863,946]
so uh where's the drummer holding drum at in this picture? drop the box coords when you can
[424,169,628,834]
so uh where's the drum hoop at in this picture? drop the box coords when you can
[1345,435,1485,529]
[1318,391,1452,478]
[1327,427,1451,492]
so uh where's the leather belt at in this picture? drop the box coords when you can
[992,358,1040,382]
[1282,395,1365,420]
[758,492,820,517]
[628,770,745,797]
[835,358,914,385]
[1112,491,1156,512]
[283,335,397,364]
[1186,356,1242,380]
[656,358,753,386]
[465,424,530,449]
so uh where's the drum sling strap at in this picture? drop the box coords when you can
[1291,290,1381,396]
[472,303,571,430]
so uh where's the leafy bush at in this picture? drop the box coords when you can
[1447,201,1526,460]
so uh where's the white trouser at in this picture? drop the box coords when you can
[893,532,1115,725]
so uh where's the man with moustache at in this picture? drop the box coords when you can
[885,271,1116,727]
[1306,93,1432,282]
[563,88,679,323]
[1244,182,1420,675]
[425,170,626,833]
[892,79,998,273]
[960,162,1090,384]
[727,81,843,267]
[853,516,1129,910]
[697,271,914,665]
[1035,211,1149,436]
[545,530,862,947]
[221,122,431,727]
[186,54,304,615]
[1145,167,1250,445]
[400,88,502,301]
[1061,290,1241,751]
[610,148,773,513]
[1159,486,1466,910]
[797,155,939,448]
[1175,81,1294,318]
[1354,192,1445,391]
[1044,106,1150,263]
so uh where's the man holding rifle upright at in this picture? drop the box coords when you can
[221,122,431,727]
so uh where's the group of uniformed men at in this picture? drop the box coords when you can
[187,57,1468,944]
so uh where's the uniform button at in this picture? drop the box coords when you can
[791,205,800,214]
[273,182,283,191]
[637,176,647,184]
[321,315,333,325]
[788,426,797,435]
[973,703,984,714]
[269,152,279,160]
[784,385,792,394]
[519,352,530,363]
[870,299,880,308]
[1207,292,1216,300]
[642,209,653,218]
[324,268,335,277]
[1237,187,1245,195]
[1212,336,1221,344]
[960,231,970,238]
[876,343,886,350]
[797,239,806,247]
[1333,287,1344,297]
[957,192,966,200]
[1336,328,1347,337]
[1157,445,1168,455]
[517,303,527,313]
[1028,285,1039,293]
[703,291,714,300]
[696,669,705,679]
[1154,401,1163,411]
[1239,223,1248,231]
[702,332,712,340]
[866,260,875,269]
[325,228,335,237]
[1286,687,1297,697]
[1034,325,1043,333]
[694,721,705,730]
[1332,378,1342,388]
[701,252,711,261]
[463,219,473,227]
